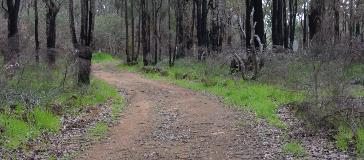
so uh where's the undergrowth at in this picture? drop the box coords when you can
[0,55,124,154]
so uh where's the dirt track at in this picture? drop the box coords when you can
[78,64,283,160]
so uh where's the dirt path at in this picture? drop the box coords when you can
[78,64,283,160]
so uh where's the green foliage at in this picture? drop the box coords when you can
[335,126,353,151]
[357,129,364,157]
[352,87,364,98]
[92,52,116,64]
[33,107,60,133]
[283,141,306,157]
[119,58,305,128]
[0,115,33,149]
[87,122,108,141]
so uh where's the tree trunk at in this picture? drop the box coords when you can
[141,0,149,66]
[131,0,136,63]
[125,0,131,64]
[69,0,78,48]
[34,0,40,62]
[78,0,95,85]
[45,1,60,65]
[168,0,173,66]
[246,0,265,48]
[309,0,324,40]
[195,0,208,60]
[5,0,21,63]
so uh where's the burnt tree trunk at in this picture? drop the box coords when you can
[131,0,136,63]
[4,0,21,63]
[34,0,40,62]
[195,0,208,60]
[288,0,297,49]
[309,0,324,40]
[245,0,265,48]
[44,0,61,65]
[168,0,173,66]
[78,0,95,85]
[141,0,149,66]
[125,0,131,64]
[69,0,78,48]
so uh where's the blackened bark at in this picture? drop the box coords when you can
[4,0,20,63]
[69,0,78,47]
[283,0,288,48]
[289,0,297,49]
[44,0,61,65]
[125,0,131,64]
[168,0,173,66]
[34,0,40,62]
[141,0,149,66]
[309,0,324,39]
[175,0,185,58]
[131,0,136,63]
[195,0,208,60]
[78,0,95,85]
[246,0,265,48]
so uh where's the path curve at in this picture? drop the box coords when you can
[78,64,283,160]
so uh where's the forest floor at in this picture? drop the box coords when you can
[78,63,285,159]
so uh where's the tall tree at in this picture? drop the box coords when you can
[4,0,21,63]
[34,0,40,62]
[141,0,149,66]
[43,0,61,64]
[246,0,265,48]
[309,0,325,39]
[131,0,136,63]
[195,0,208,60]
[69,0,78,48]
[272,0,284,46]
[288,0,297,49]
[78,0,96,85]
[125,0,131,64]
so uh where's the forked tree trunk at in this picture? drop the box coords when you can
[78,0,95,85]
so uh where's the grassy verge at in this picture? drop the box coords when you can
[0,55,125,157]
[116,58,304,128]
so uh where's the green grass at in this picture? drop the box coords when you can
[357,129,364,157]
[118,59,305,128]
[87,122,108,141]
[92,52,116,64]
[0,115,34,149]
[352,87,364,98]
[283,141,306,157]
[33,107,61,133]
[335,126,353,151]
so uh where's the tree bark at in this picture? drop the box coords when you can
[44,0,61,65]
[125,0,131,64]
[4,0,21,63]
[34,0,40,62]
[246,0,265,48]
[69,0,78,48]
[78,0,95,85]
